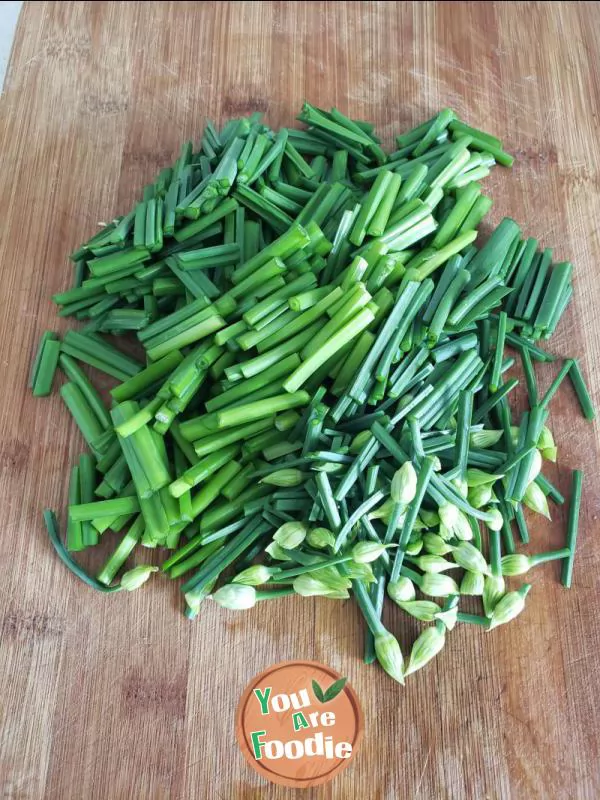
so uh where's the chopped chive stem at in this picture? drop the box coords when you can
[540,359,574,409]
[519,346,538,405]
[489,311,507,392]
[529,548,570,567]
[66,465,83,552]
[168,540,224,579]
[60,383,106,454]
[514,504,529,544]
[505,331,555,362]
[390,457,434,582]
[69,496,141,522]
[456,390,473,478]
[44,510,121,593]
[472,379,519,424]
[457,612,491,628]
[349,576,387,636]
[334,489,386,553]
[561,470,583,588]
[32,337,62,397]
[497,491,515,555]
[535,474,565,505]
[497,442,536,475]
[316,471,342,531]
[97,515,144,585]
[216,391,310,429]
[183,516,268,595]
[569,360,596,420]
[270,555,354,581]
[30,332,58,389]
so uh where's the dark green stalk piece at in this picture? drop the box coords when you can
[97,515,145,585]
[29,332,58,389]
[540,359,574,409]
[350,170,395,246]
[514,504,529,544]
[457,612,491,628]
[44,510,121,592]
[456,389,473,478]
[427,268,470,344]
[79,453,98,547]
[60,383,106,455]
[472,378,519,424]
[66,465,83,552]
[535,474,565,505]
[32,338,61,397]
[561,470,583,588]
[489,311,507,392]
[390,457,434,582]
[569,360,596,420]
[69,496,141,522]
[334,490,386,553]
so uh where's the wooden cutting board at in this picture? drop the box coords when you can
[1,2,599,798]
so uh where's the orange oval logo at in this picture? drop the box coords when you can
[235,660,363,788]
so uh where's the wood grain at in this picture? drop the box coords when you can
[1,2,599,798]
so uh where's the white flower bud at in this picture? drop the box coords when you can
[120,565,158,591]
[485,507,504,531]
[273,521,307,549]
[387,577,415,604]
[343,561,375,583]
[293,569,350,598]
[349,429,372,454]
[405,626,446,676]
[352,541,390,564]
[391,461,417,505]
[412,554,457,573]
[265,541,293,561]
[524,449,543,487]
[500,554,531,576]
[452,541,490,575]
[232,565,274,585]
[212,584,257,610]
[468,483,493,508]
[435,605,458,630]
[261,468,306,487]
[541,445,558,462]
[439,502,458,528]
[452,477,469,497]
[398,600,441,621]
[438,522,454,541]
[482,574,505,616]
[537,426,557,461]
[420,509,440,528]
[466,468,502,487]
[523,481,551,519]
[405,538,423,556]
[374,630,405,684]
[452,509,474,541]
[460,570,485,595]
[420,573,460,597]
[489,584,531,629]
[470,429,504,448]
[423,532,454,555]
[307,527,336,550]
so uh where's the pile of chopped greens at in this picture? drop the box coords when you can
[33,104,593,683]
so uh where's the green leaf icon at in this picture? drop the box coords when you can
[312,676,347,703]
[312,679,326,703]
[323,676,347,702]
